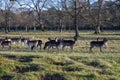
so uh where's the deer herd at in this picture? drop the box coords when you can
[0,36,108,52]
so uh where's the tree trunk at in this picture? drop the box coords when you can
[15,27,18,31]
[60,26,63,33]
[59,19,63,33]
[41,24,44,31]
[94,0,103,34]
[100,26,104,32]
[75,25,79,38]
[94,25,101,34]
[5,20,8,33]
[8,25,10,32]
[25,26,28,32]
[74,12,79,39]
[5,27,8,33]
[74,0,79,39]
[34,26,36,31]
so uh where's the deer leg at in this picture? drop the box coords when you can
[35,45,38,50]
[9,44,11,49]
[90,46,93,52]
[70,46,73,50]
[48,45,51,51]
[62,45,65,51]
[40,44,42,50]
[28,45,31,51]
[43,45,47,50]
[104,42,108,49]
[56,45,59,50]
[100,47,102,52]
[31,45,34,50]
[2,45,4,49]
[51,46,54,49]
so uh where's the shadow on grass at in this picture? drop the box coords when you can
[63,66,84,72]
[15,64,44,73]
[1,75,13,80]
[43,73,67,80]
[79,36,120,40]
[2,54,42,62]
[99,33,120,35]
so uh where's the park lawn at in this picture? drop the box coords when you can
[0,31,120,80]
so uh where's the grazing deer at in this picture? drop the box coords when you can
[90,38,108,52]
[0,38,12,49]
[0,38,5,44]
[43,37,61,50]
[11,37,21,44]
[21,37,29,43]
[24,39,42,50]
[31,40,42,50]
[60,37,77,50]
[20,37,29,46]
[24,40,38,50]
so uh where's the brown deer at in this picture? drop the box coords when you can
[43,37,61,50]
[90,38,108,52]
[0,38,5,44]
[60,37,77,50]
[11,37,21,44]
[24,39,42,50]
[31,40,42,50]
[0,37,12,49]
[20,37,29,46]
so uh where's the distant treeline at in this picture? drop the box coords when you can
[0,26,120,32]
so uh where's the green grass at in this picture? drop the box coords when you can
[0,31,120,80]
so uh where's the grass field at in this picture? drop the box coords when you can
[0,31,120,80]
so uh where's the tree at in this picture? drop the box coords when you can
[22,0,50,31]
[98,0,120,30]
[0,0,15,33]
[49,0,65,32]
[62,0,85,38]
[87,0,104,34]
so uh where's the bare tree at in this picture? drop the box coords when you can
[87,0,104,34]
[21,0,50,31]
[49,0,65,32]
[62,0,86,38]
[104,0,120,28]
[0,0,15,33]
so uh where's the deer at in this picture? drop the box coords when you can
[24,39,42,50]
[31,40,42,50]
[90,38,108,52]
[60,36,77,50]
[0,38,5,44]
[20,37,29,46]
[0,37,12,49]
[10,37,21,44]
[43,37,61,50]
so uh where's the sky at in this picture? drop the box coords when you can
[0,0,115,10]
